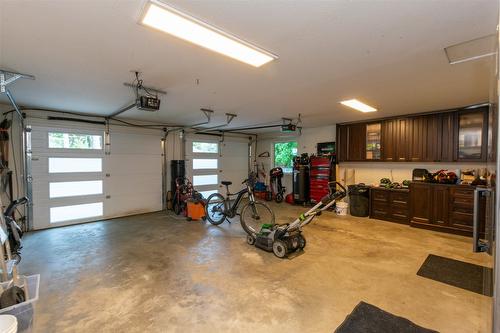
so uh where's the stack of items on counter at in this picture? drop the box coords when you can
[378,178,411,189]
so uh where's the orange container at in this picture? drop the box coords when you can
[187,200,205,221]
[254,191,267,200]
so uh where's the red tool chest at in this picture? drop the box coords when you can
[309,156,334,203]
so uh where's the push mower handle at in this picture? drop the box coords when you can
[328,181,346,193]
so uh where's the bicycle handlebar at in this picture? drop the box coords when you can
[5,197,29,217]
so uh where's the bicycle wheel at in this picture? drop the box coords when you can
[205,193,227,225]
[240,201,275,236]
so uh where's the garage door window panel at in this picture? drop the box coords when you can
[193,158,218,169]
[192,142,218,153]
[48,157,102,173]
[50,202,103,223]
[48,132,103,150]
[49,180,103,198]
[193,175,218,186]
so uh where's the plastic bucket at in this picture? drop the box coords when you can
[335,202,349,216]
[0,315,17,333]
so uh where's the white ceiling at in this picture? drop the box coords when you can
[0,0,497,129]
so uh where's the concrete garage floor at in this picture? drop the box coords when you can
[20,203,492,333]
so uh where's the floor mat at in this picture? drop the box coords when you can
[334,302,438,333]
[417,254,493,296]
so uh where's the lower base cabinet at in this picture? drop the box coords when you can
[369,188,409,224]
[409,183,475,236]
[369,183,480,236]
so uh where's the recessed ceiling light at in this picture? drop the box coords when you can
[140,1,278,67]
[340,99,377,113]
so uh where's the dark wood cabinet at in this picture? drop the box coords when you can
[369,182,484,237]
[381,120,395,161]
[336,106,488,163]
[448,186,475,231]
[336,123,366,162]
[395,118,409,161]
[381,120,396,161]
[365,122,382,160]
[408,116,427,162]
[440,112,455,162]
[337,124,349,162]
[456,108,488,162]
[408,183,432,224]
[424,115,442,162]
[381,118,408,161]
[370,188,409,224]
[409,183,475,236]
[431,185,449,225]
[347,123,367,161]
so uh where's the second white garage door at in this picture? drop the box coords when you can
[185,136,249,197]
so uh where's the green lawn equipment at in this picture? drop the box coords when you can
[241,181,347,258]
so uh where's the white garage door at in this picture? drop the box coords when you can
[185,136,249,198]
[30,123,162,230]
[219,140,249,191]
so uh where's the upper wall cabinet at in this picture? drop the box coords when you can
[381,118,408,161]
[336,106,489,163]
[349,123,367,161]
[408,116,427,162]
[337,124,349,163]
[456,108,488,161]
[366,123,382,160]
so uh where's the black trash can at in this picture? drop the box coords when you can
[348,184,370,217]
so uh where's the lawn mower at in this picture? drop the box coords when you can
[243,181,347,258]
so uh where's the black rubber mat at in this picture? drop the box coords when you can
[334,301,438,333]
[417,254,493,296]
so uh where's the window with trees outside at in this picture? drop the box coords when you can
[49,132,102,149]
[274,141,298,173]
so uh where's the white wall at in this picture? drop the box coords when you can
[338,161,487,186]
[255,125,336,193]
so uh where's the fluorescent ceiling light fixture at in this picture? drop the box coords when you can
[340,99,377,113]
[140,1,278,67]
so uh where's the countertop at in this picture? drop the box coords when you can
[370,186,409,192]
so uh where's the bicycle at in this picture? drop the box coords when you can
[172,177,193,216]
[3,196,28,263]
[205,178,274,233]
